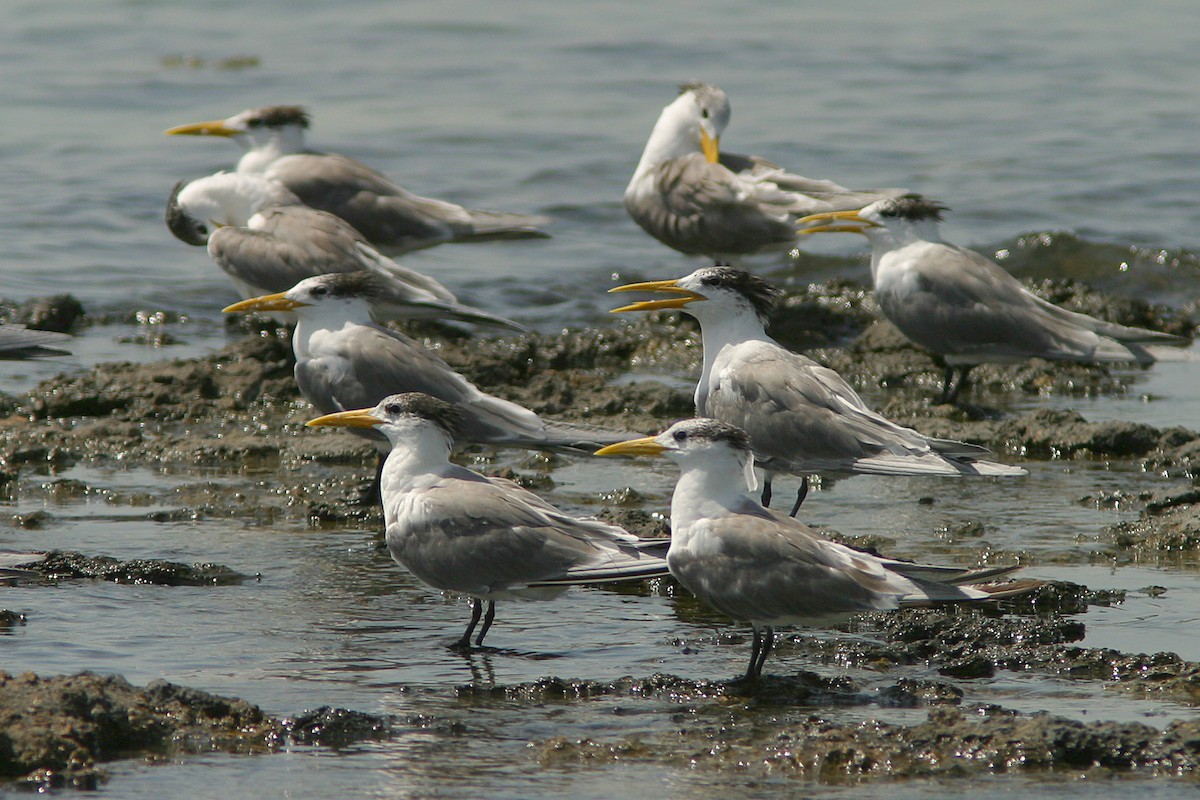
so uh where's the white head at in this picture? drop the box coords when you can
[637,82,732,169]
[222,271,383,323]
[796,193,948,246]
[306,392,461,455]
[596,417,758,493]
[165,105,310,154]
[609,265,781,329]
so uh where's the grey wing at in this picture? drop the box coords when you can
[885,246,1154,363]
[390,478,660,594]
[268,154,549,252]
[670,508,904,624]
[627,153,797,256]
[0,325,70,359]
[703,345,962,474]
[208,208,367,295]
[721,151,909,217]
[295,324,559,446]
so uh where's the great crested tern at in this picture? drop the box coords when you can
[797,195,1192,403]
[165,105,551,254]
[597,418,1035,679]
[225,272,634,460]
[167,172,522,329]
[308,393,670,649]
[625,83,906,262]
[610,266,1025,514]
[0,325,70,359]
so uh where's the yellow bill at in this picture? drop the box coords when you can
[305,408,383,429]
[594,437,666,457]
[222,292,307,314]
[608,279,705,313]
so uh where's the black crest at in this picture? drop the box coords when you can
[670,418,752,452]
[311,271,389,301]
[380,393,463,437]
[248,106,310,129]
[693,266,782,320]
[878,194,948,222]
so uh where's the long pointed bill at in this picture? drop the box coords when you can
[222,292,307,314]
[594,437,666,457]
[794,209,878,236]
[700,130,720,163]
[164,119,241,137]
[305,408,383,429]
[608,279,705,313]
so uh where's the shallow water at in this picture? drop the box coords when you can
[3,0,1200,795]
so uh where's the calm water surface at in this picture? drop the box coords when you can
[2,0,1200,796]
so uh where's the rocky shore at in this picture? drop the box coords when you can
[1,279,1197,787]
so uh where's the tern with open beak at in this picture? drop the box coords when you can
[225,273,635,474]
[597,418,1037,679]
[166,105,550,253]
[610,266,1025,515]
[796,195,1191,403]
[308,393,670,649]
[625,83,906,262]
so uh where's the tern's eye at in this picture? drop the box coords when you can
[701,275,720,287]
[700,108,709,119]
[196,224,208,236]
[385,403,401,415]
[672,430,688,442]
[310,285,327,297]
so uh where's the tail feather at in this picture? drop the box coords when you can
[461,209,552,241]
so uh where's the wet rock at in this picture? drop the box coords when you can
[0,671,389,788]
[4,294,85,333]
[30,550,243,586]
[0,611,26,628]
[282,707,391,748]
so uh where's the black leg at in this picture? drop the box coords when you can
[760,476,773,508]
[474,601,496,647]
[945,365,973,404]
[454,598,483,649]
[753,626,775,677]
[788,477,809,518]
[746,624,763,680]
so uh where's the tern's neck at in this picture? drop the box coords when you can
[692,309,771,405]
[631,100,699,181]
[236,128,304,173]
[292,303,377,358]
[669,452,758,534]
[186,173,299,226]
[864,220,941,281]
[379,431,455,518]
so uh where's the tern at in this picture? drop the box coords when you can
[166,105,550,254]
[225,272,633,464]
[625,83,905,262]
[596,418,1035,679]
[610,266,1025,514]
[797,195,1192,403]
[0,325,70,359]
[307,393,670,649]
[167,172,522,329]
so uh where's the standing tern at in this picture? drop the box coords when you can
[610,266,1025,514]
[224,272,633,461]
[596,418,1036,679]
[307,393,670,649]
[167,172,521,329]
[797,195,1192,403]
[165,105,551,254]
[625,83,906,262]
